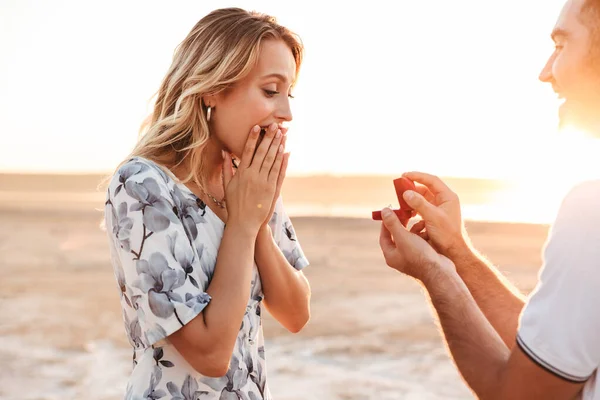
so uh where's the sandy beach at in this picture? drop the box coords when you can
[0,174,550,400]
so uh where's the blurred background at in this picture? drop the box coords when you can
[1,0,598,399]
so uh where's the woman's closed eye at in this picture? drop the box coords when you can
[263,89,295,99]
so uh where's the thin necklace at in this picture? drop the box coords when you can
[200,163,230,209]
[203,190,226,209]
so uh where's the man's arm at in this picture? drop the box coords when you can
[422,266,584,400]
[449,243,526,349]
[380,179,600,399]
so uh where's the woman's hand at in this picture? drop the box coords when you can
[261,126,289,229]
[222,123,287,234]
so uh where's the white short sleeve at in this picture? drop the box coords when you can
[105,159,213,347]
[517,180,600,382]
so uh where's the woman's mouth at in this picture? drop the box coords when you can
[257,124,285,147]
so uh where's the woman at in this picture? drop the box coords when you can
[103,8,311,399]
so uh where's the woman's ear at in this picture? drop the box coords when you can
[202,94,216,109]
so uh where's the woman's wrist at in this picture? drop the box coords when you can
[225,217,261,239]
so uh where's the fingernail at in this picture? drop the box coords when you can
[279,144,284,153]
[271,123,278,131]
[276,130,282,138]
[253,125,260,133]
[381,207,392,217]
[403,191,415,201]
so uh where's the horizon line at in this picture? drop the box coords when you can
[0,170,518,182]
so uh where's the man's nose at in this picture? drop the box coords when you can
[539,54,554,83]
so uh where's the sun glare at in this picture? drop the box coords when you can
[481,125,600,224]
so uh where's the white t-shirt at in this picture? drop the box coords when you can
[518,180,600,399]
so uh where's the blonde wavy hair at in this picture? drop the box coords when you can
[116,8,303,189]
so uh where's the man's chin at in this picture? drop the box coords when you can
[558,101,600,136]
[557,103,573,130]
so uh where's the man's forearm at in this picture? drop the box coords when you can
[422,266,510,399]
[449,243,526,348]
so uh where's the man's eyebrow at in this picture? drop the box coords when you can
[551,28,569,41]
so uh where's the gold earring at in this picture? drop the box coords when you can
[207,106,212,122]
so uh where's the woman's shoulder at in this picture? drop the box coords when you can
[117,156,173,184]
[106,156,175,196]
[105,157,211,232]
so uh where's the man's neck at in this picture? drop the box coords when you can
[560,106,600,138]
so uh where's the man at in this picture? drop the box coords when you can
[378,0,600,398]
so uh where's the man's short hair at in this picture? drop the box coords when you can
[581,0,600,53]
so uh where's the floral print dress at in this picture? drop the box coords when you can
[104,156,309,400]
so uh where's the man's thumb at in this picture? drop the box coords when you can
[403,190,437,220]
[381,207,406,238]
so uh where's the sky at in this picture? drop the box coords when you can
[2,0,599,182]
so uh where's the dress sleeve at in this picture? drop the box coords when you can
[105,160,212,346]
[268,196,310,270]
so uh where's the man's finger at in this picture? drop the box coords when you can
[379,223,395,252]
[381,207,411,242]
[410,220,426,234]
[403,171,452,196]
[414,183,434,203]
[402,191,441,221]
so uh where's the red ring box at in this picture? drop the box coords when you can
[372,177,416,227]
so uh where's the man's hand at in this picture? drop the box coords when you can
[379,207,455,283]
[401,172,470,259]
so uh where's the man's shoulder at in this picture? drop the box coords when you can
[543,179,600,262]
[556,179,600,221]
[564,179,600,202]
